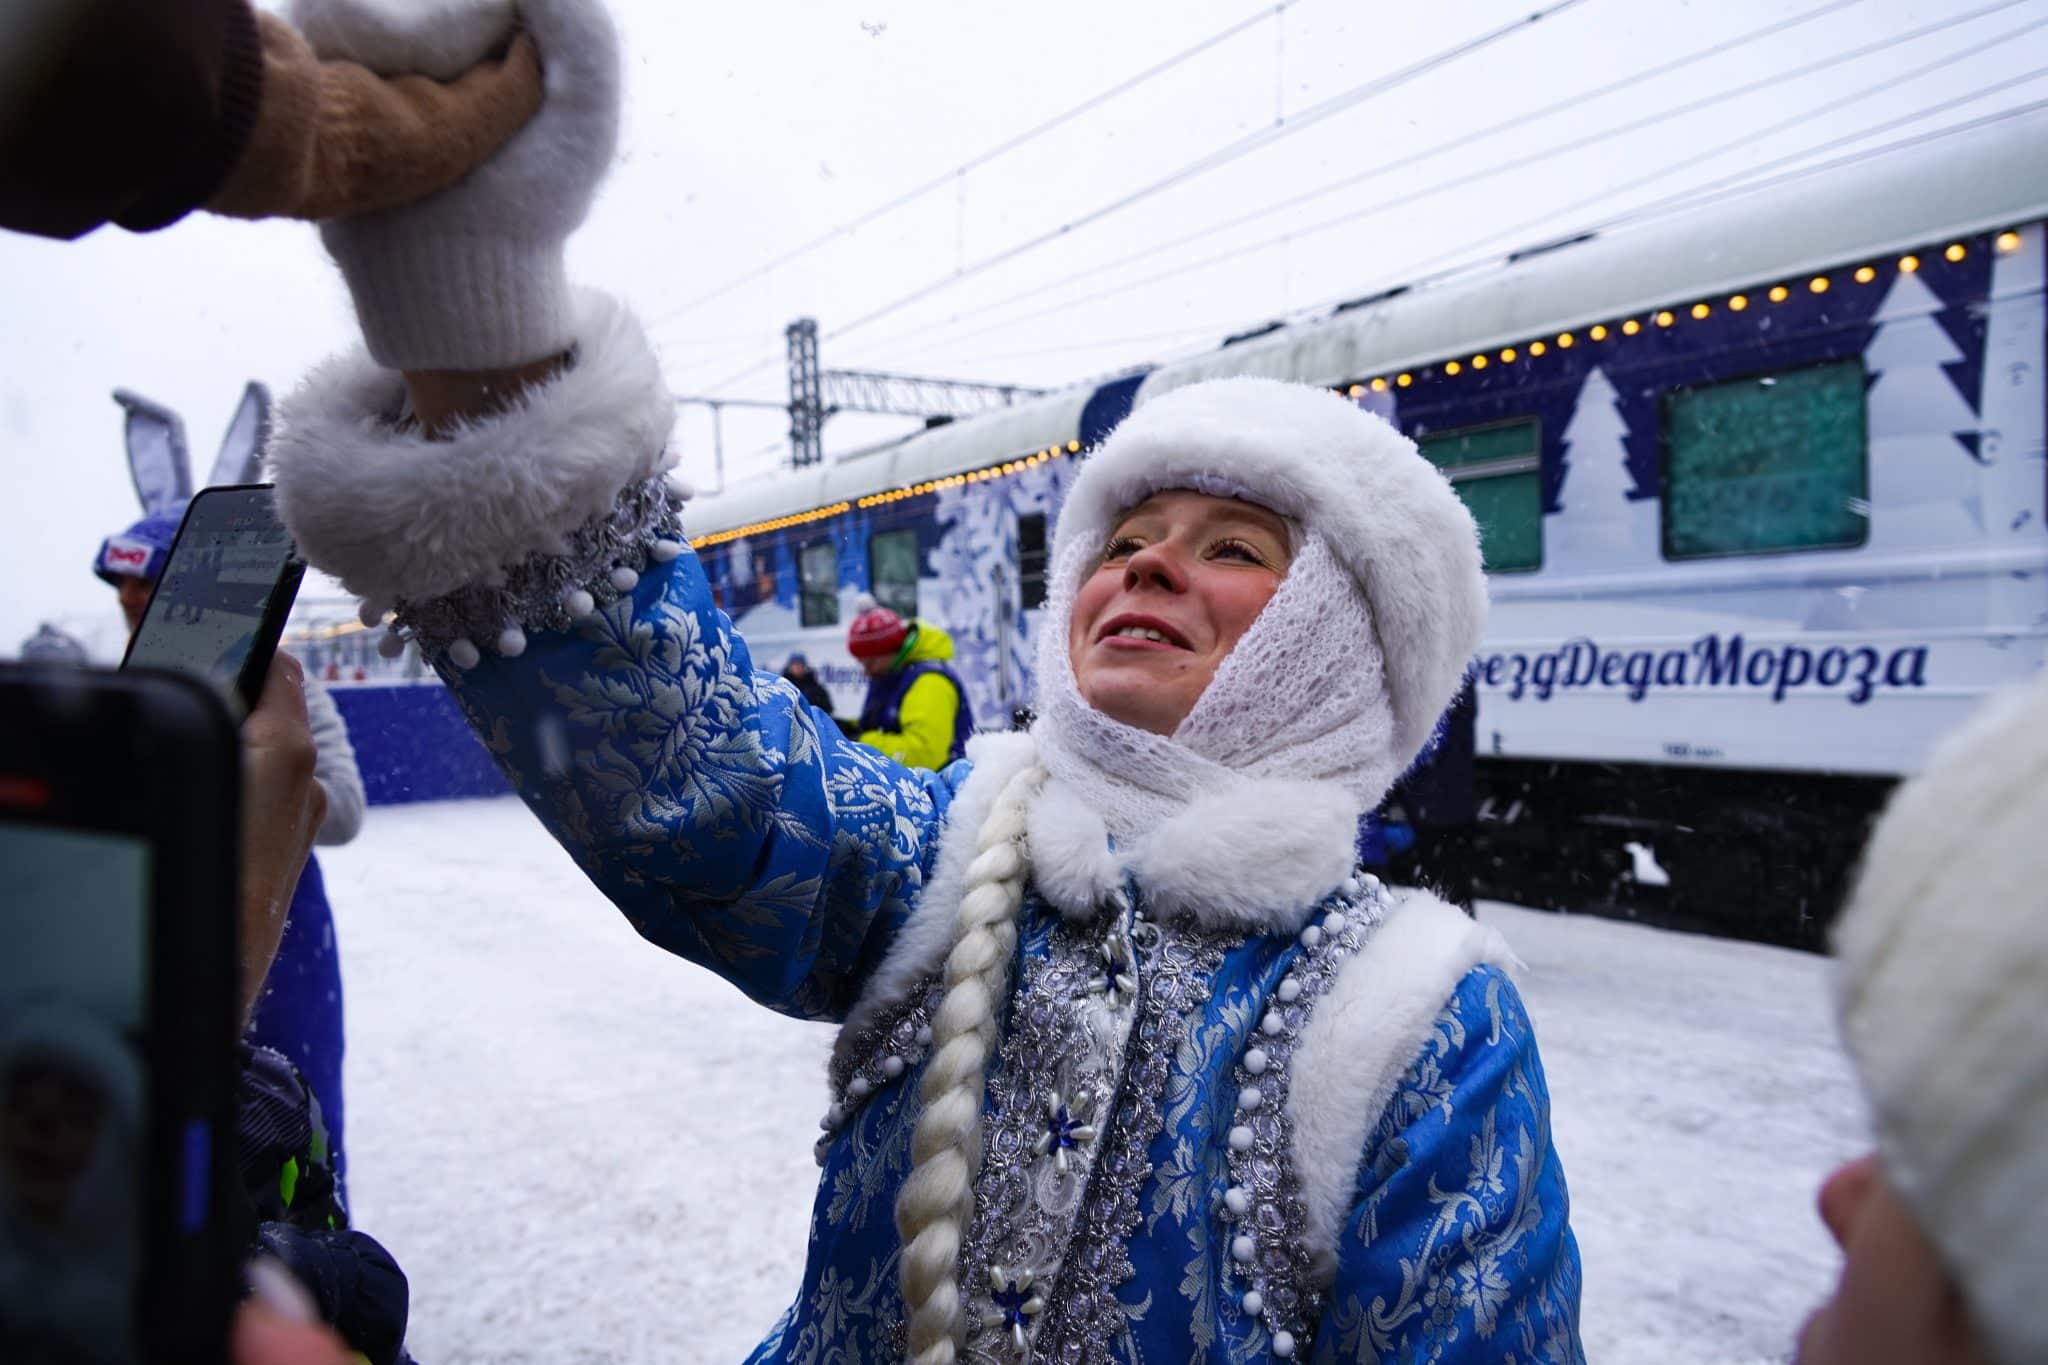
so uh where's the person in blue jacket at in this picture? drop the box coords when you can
[267,1,1585,1360]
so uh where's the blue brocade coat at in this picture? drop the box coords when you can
[437,546,1584,1365]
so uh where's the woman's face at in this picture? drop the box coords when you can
[1067,490,1293,736]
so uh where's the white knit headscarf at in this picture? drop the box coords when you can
[1834,668,2048,1365]
[1030,376,1487,888]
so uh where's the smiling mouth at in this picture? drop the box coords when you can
[1097,615,1192,650]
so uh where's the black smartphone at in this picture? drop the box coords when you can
[121,484,305,721]
[0,663,242,1363]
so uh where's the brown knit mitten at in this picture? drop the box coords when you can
[206,11,542,222]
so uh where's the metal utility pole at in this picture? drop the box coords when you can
[786,318,824,467]
[784,314,1044,468]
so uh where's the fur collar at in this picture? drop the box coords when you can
[270,289,676,607]
[1027,775,1360,936]
[835,736,1363,1052]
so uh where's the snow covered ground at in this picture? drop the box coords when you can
[322,796,1867,1365]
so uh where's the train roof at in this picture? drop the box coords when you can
[690,103,2048,538]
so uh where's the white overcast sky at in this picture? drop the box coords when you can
[2,0,2042,653]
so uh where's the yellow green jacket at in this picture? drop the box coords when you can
[855,621,969,771]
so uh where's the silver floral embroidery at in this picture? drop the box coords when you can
[820,982,943,1165]
[1028,915,1236,1365]
[398,474,685,652]
[1216,875,1386,1359]
[960,911,1141,1365]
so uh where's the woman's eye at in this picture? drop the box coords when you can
[1211,539,1266,564]
[1102,536,1143,561]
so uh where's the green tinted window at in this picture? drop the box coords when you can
[799,540,838,627]
[1418,419,1543,573]
[1662,359,1868,559]
[869,529,920,618]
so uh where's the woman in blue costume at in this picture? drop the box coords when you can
[269,2,1584,1358]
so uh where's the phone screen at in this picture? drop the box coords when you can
[0,822,150,1362]
[124,487,300,719]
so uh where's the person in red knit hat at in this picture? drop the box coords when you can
[847,607,974,771]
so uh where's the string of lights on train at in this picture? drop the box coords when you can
[690,230,2025,552]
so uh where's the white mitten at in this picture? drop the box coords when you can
[293,0,621,370]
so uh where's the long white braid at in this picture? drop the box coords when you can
[895,763,1047,1365]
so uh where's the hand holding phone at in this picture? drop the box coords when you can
[122,485,306,721]
[235,655,327,1025]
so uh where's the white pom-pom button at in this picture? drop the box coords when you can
[1237,1086,1263,1112]
[848,1076,872,1099]
[1241,1290,1263,1317]
[496,625,527,658]
[1260,1012,1284,1037]
[1272,1329,1296,1357]
[609,566,640,592]
[1243,1048,1268,1075]
[377,629,406,660]
[1230,1234,1256,1264]
[447,638,481,670]
[562,587,596,618]
[649,539,684,562]
[358,598,392,628]
[1227,1125,1254,1152]
[1324,909,1347,933]
[1300,924,1323,949]
[1276,977,1302,1004]
[882,1055,905,1078]
[1223,1187,1249,1216]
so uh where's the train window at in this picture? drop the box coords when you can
[869,529,920,618]
[799,539,839,627]
[1017,512,1049,610]
[1662,358,1869,559]
[1417,418,1543,573]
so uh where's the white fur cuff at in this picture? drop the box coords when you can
[272,290,677,606]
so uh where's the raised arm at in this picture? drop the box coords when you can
[269,0,953,1021]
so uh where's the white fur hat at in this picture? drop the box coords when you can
[1833,668,2048,1365]
[1048,376,1487,768]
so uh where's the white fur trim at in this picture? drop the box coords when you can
[1127,778,1360,935]
[292,0,516,80]
[271,290,675,604]
[831,731,1042,1073]
[1055,378,1486,769]
[1025,781,1122,922]
[1286,892,1516,1280]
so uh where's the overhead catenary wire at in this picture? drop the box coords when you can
[822,0,1594,341]
[691,0,1596,396]
[1130,91,2048,386]
[859,5,2048,370]
[642,0,1311,335]
[847,0,1889,363]
[678,98,2048,490]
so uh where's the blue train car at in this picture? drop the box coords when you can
[689,111,2048,944]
